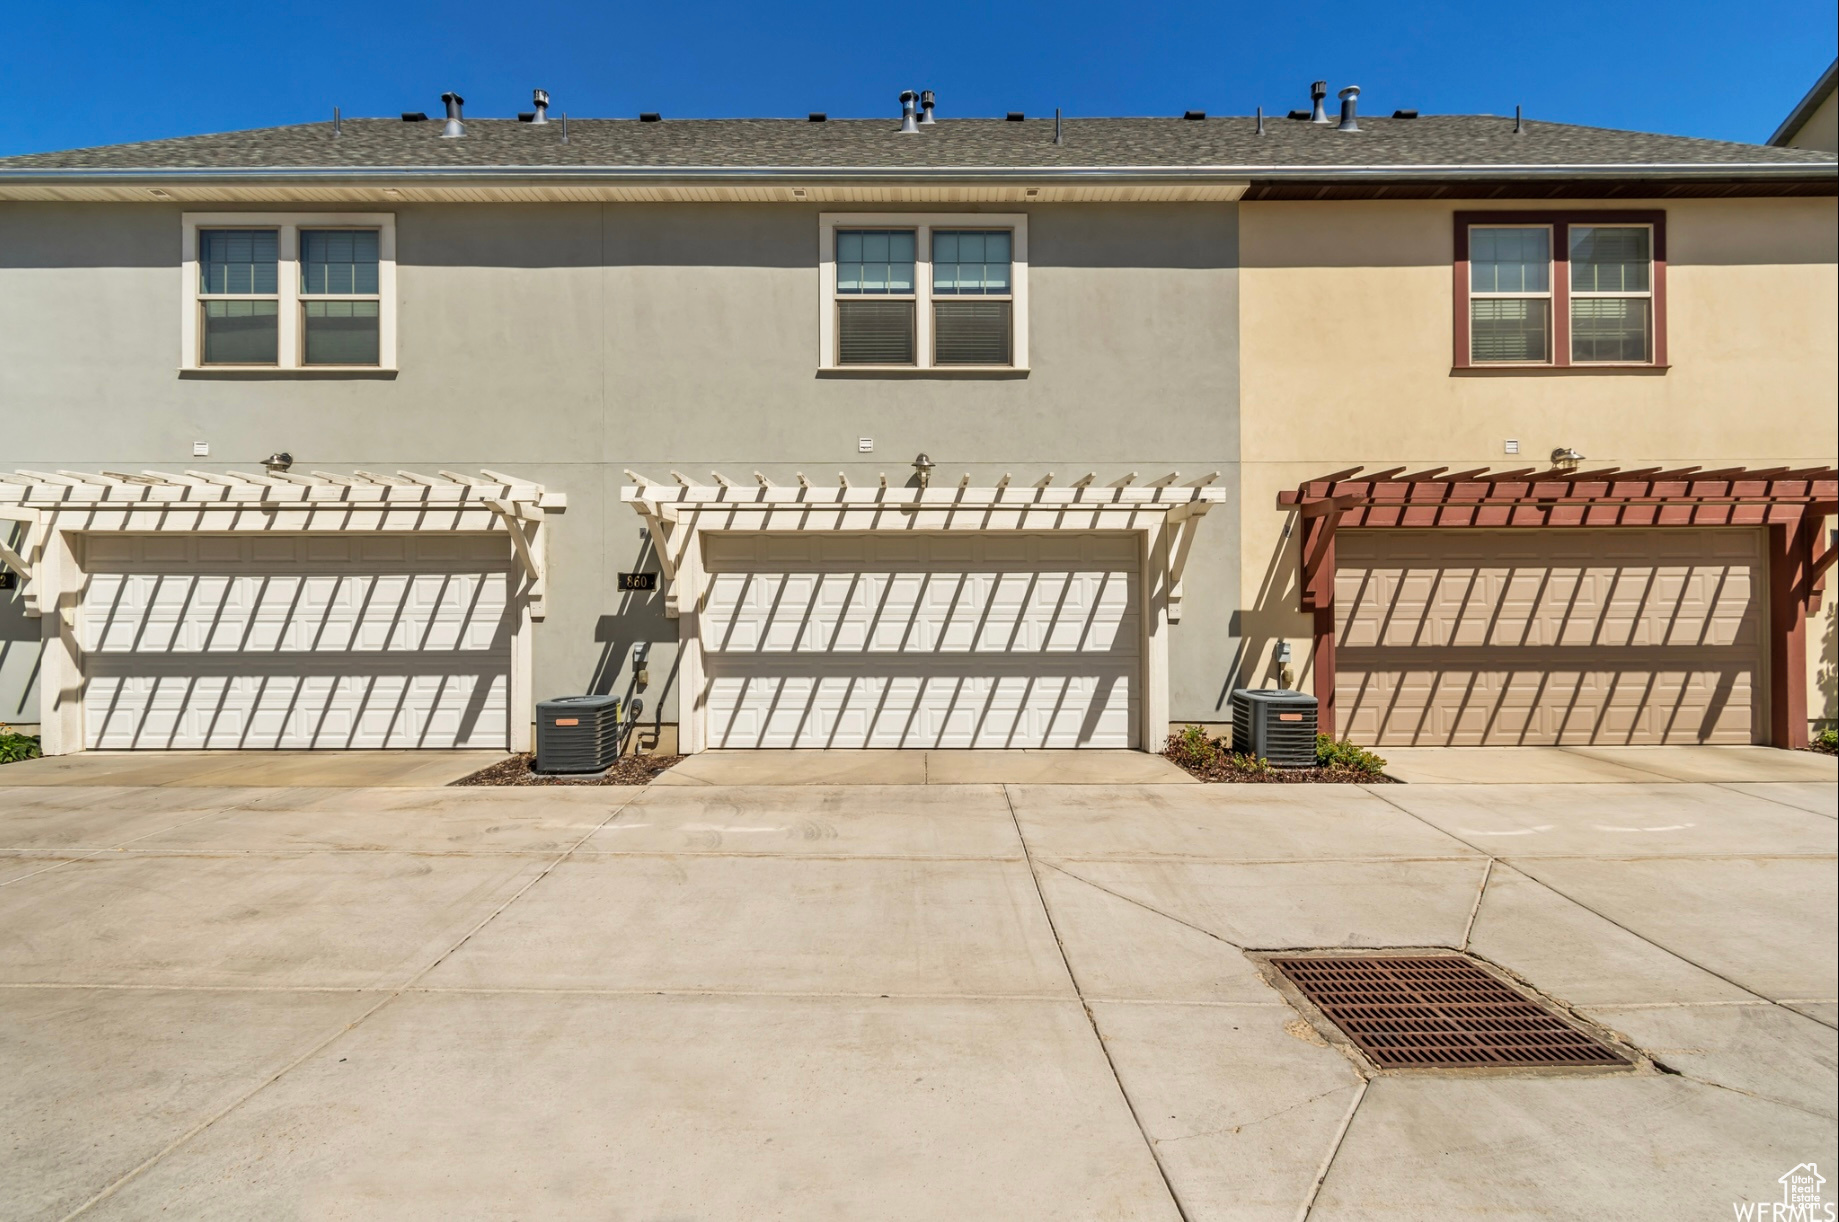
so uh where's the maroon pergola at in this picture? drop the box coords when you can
[1278,465,1839,748]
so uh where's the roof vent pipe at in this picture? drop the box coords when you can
[1337,85,1360,132]
[531,89,550,125]
[898,90,920,133]
[1514,105,1525,135]
[1309,80,1330,124]
[440,92,465,138]
[919,90,936,124]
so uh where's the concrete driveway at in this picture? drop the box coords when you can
[2,757,1834,1219]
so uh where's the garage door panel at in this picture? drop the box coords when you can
[1336,530,1763,746]
[702,533,1139,749]
[83,572,509,657]
[1339,557,1769,656]
[80,534,513,750]
[703,570,1137,658]
[706,667,1138,750]
[86,669,509,750]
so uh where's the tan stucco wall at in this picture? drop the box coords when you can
[1237,196,1839,727]
[1785,89,1839,153]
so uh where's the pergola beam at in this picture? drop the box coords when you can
[0,537,27,582]
[0,469,566,623]
[622,473,1227,626]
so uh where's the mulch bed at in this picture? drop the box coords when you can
[1163,748,1394,784]
[452,752,684,786]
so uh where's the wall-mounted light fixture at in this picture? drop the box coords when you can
[1551,447,1585,472]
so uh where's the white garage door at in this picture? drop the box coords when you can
[80,534,513,750]
[702,533,1140,749]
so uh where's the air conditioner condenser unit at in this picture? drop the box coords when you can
[535,694,622,774]
[1230,689,1319,768]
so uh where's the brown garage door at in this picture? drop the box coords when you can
[1335,529,1764,746]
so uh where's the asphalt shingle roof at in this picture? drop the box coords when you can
[2,115,1832,174]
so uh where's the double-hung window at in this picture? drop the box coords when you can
[300,229,383,365]
[1568,226,1653,363]
[198,229,281,365]
[931,230,1013,364]
[1455,212,1665,369]
[835,229,918,364]
[821,214,1028,370]
[183,213,396,371]
[1467,226,1552,363]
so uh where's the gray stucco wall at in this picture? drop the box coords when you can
[0,200,1240,741]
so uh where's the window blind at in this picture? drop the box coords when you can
[1570,227,1650,293]
[835,230,916,294]
[1571,298,1651,363]
[837,301,916,364]
[933,230,1013,295]
[934,301,1011,365]
[201,300,279,364]
[1470,228,1550,294]
[199,230,278,295]
[300,230,380,295]
[303,301,381,365]
[1470,298,1550,363]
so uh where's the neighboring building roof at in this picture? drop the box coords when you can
[2,114,1831,202]
[1769,59,1838,150]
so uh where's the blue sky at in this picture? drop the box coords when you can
[1,0,1833,157]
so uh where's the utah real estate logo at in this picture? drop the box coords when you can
[1735,1164,1833,1221]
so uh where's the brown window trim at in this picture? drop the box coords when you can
[1453,210,1667,371]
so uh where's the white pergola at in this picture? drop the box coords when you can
[0,468,565,754]
[622,468,1225,752]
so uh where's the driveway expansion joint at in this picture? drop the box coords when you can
[1001,784,1194,1222]
[1037,858,1247,949]
[1296,1077,1370,1222]
[1362,785,1826,1026]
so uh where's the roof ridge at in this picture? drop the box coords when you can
[2,113,1834,175]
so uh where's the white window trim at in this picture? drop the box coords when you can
[818,212,1028,372]
[1467,222,1554,367]
[181,212,397,372]
[1567,222,1655,367]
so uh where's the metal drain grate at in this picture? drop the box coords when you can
[1270,954,1629,1070]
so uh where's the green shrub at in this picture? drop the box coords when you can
[1816,727,1838,755]
[1316,734,1387,776]
[1230,752,1274,777]
[1168,724,1222,768]
[0,723,41,765]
